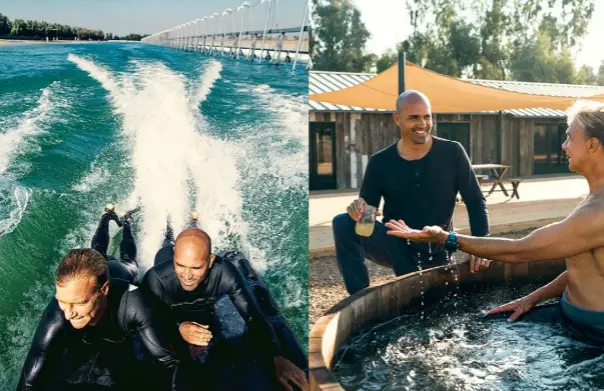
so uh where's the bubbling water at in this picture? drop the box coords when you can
[334,283,604,391]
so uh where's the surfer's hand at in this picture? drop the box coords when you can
[179,322,212,346]
[468,255,491,273]
[486,295,538,321]
[346,198,381,222]
[274,356,308,391]
[385,220,447,243]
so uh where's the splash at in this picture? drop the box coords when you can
[0,84,58,176]
[0,184,32,237]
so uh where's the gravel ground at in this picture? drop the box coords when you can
[309,228,535,328]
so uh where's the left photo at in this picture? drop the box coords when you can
[0,1,310,390]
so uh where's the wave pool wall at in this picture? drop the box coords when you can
[309,259,567,390]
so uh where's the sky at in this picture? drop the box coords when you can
[0,0,307,36]
[354,0,604,71]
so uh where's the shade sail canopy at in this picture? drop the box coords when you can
[309,61,604,113]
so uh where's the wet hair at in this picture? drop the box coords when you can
[56,249,109,289]
[175,228,212,255]
[566,100,604,147]
[395,90,431,114]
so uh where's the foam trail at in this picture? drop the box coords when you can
[68,55,275,274]
[69,55,221,266]
[0,85,56,176]
[246,84,308,187]
[0,184,32,237]
[67,54,126,109]
[192,59,223,107]
[72,163,110,193]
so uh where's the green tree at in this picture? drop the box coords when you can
[10,19,25,36]
[376,49,397,73]
[0,13,11,35]
[575,65,598,85]
[596,61,604,86]
[311,0,374,72]
[401,0,596,83]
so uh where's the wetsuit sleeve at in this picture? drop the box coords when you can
[139,269,182,343]
[122,289,192,391]
[140,268,167,304]
[220,261,283,359]
[455,143,489,237]
[359,155,382,208]
[17,300,67,391]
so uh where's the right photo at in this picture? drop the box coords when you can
[308,0,604,390]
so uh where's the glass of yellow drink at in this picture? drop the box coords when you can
[355,204,377,237]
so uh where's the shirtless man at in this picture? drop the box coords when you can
[385,100,604,345]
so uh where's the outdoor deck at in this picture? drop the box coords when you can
[309,175,588,257]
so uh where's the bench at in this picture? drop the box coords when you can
[477,176,523,199]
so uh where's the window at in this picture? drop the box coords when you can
[533,123,570,175]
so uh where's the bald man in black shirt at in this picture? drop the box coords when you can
[332,90,491,295]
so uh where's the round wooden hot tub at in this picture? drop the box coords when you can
[309,259,566,390]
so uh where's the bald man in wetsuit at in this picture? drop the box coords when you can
[386,100,604,346]
[141,224,308,391]
[17,209,192,390]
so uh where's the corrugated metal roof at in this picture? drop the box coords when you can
[309,71,390,112]
[309,71,604,117]
[469,79,604,97]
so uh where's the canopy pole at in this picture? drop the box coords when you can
[398,52,406,95]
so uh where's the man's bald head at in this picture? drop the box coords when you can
[175,228,212,255]
[395,90,431,114]
[173,229,214,291]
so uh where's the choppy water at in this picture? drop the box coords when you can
[334,284,604,391]
[0,42,308,389]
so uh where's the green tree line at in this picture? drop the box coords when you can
[0,12,146,41]
[311,0,604,86]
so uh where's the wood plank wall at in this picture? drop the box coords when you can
[310,111,565,188]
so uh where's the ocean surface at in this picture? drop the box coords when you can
[0,42,308,388]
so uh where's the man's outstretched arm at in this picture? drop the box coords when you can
[386,201,604,263]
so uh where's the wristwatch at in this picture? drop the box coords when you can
[444,232,459,252]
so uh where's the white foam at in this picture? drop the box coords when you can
[67,54,304,282]
[68,55,255,268]
[244,84,308,188]
[192,59,223,108]
[0,184,32,237]
[71,163,110,192]
[0,85,57,176]
[67,54,127,110]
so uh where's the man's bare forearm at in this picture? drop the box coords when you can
[444,233,525,263]
[527,271,568,303]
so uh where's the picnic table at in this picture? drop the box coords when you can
[472,164,522,199]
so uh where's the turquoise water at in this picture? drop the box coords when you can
[0,42,308,388]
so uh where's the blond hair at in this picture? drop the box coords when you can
[566,100,604,145]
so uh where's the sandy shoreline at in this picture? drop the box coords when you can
[0,39,134,46]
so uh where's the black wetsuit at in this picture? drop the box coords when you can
[17,279,189,391]
[141,251,283,390]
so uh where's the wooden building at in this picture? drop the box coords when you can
[309,71,604,191]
